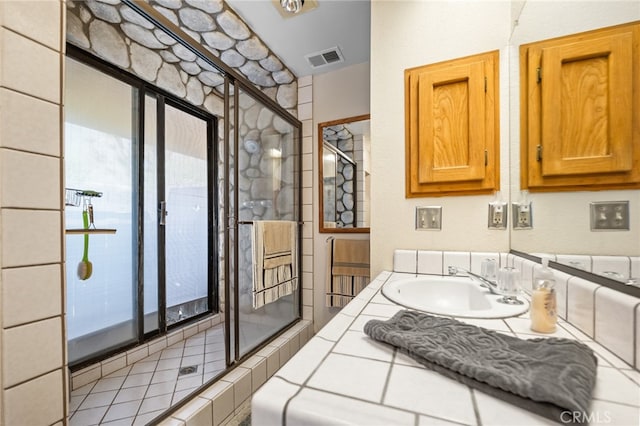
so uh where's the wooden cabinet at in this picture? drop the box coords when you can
[521,22,640,191]
[405,50,499,197]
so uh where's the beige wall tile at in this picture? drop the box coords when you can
[4,369,64,425]
[1,149,60,209]
[302,254,313,273]
[594,287,639,366]
[394,249,417,274]
[173,397,212,426]
[167,329,185,346]
[303,288,313,307]
[250,357,267,392]
[302,221,312,238]
[1,209,61,267]
[207,381,234,426]
[298,102,312,121]
[0,0,61,50]
[302,170,312,187]
[257,345,279,378]
[567,277,599,337]
[302,204,312,222]
[0,29,60,103]
[2,264,61,327]
[553,271,571,321]
[126,345,149,365]
[0,89,61,156]
[278,340,291,367]
[148,337,168,356]
[231,368,251,408]
[636,305,640,369]
[302,136,313,155]
[417,250,443,275]
[220,367,251,411]
[71,364,100,390]
[302,186,312,205]
[302,272,313,289]
[197,318,212,333]
[302,153,312,172]
[298,85,312,104]
[2,317,63,387]
[101,354,127,378]
[302,305,313,321]
[184,323,199,338]
[302,118,312,138]
[298,75,312,87]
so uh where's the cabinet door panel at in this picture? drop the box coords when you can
[405,50,499,197]
[417,62,486,183]
[540,33,633,176]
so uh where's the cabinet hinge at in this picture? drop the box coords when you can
[484,76,487,92]
[484,150,488,166]
[536,67,542,83]
[536,145,542,161]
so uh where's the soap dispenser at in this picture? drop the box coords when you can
[531,257,557,333]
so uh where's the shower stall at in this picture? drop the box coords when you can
[64,0,302,403]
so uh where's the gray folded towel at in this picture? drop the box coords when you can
[364,310,598,424]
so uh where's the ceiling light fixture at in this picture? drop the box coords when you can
[280,0,304,14]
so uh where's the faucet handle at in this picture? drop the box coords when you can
[448,266,458,275]
[481,258,497,281]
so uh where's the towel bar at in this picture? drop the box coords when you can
[236,220,304,225]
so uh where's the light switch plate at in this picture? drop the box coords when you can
[416,206,442,230]
[590,201,630,231]
[488,202,507,230]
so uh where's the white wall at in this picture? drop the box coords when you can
[370,1,512,276]
[312,61,370,330]
[508,1,640,256]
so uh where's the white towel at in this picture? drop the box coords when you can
[252,221,298,309]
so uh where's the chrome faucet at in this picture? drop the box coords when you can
[447,265,501,295]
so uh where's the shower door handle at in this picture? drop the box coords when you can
[159,201,168,226]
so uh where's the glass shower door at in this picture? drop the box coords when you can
[163,103,211,325]
[234,88,300,357]
[65,57,138,365]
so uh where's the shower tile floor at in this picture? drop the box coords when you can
[69,324,226,425]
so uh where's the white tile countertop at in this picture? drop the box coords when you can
[252,271,640,426]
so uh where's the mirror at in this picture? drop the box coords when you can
[318,114,371,233]
[508,3,640,281]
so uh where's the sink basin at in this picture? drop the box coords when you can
[381,275,529,319]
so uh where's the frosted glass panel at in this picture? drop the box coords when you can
[236,88,299,356]
[165,104,209,324]
[65,58,137,364]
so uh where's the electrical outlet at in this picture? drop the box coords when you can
[416,206,442,230]
[512,202,533,230]
[488,202,507,229]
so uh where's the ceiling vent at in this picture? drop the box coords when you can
[305,47,344,68]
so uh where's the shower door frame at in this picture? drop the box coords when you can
[148,94,217,336]
[69,2,304,419]
[65,45,219,369]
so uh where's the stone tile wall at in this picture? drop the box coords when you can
[66,0,297,115]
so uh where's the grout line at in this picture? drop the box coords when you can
[69,322,226,424]
[0,79,62,108]
[379,348,397,404]
[469,389,483,426]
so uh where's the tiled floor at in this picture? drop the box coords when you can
[69,324,226,425]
